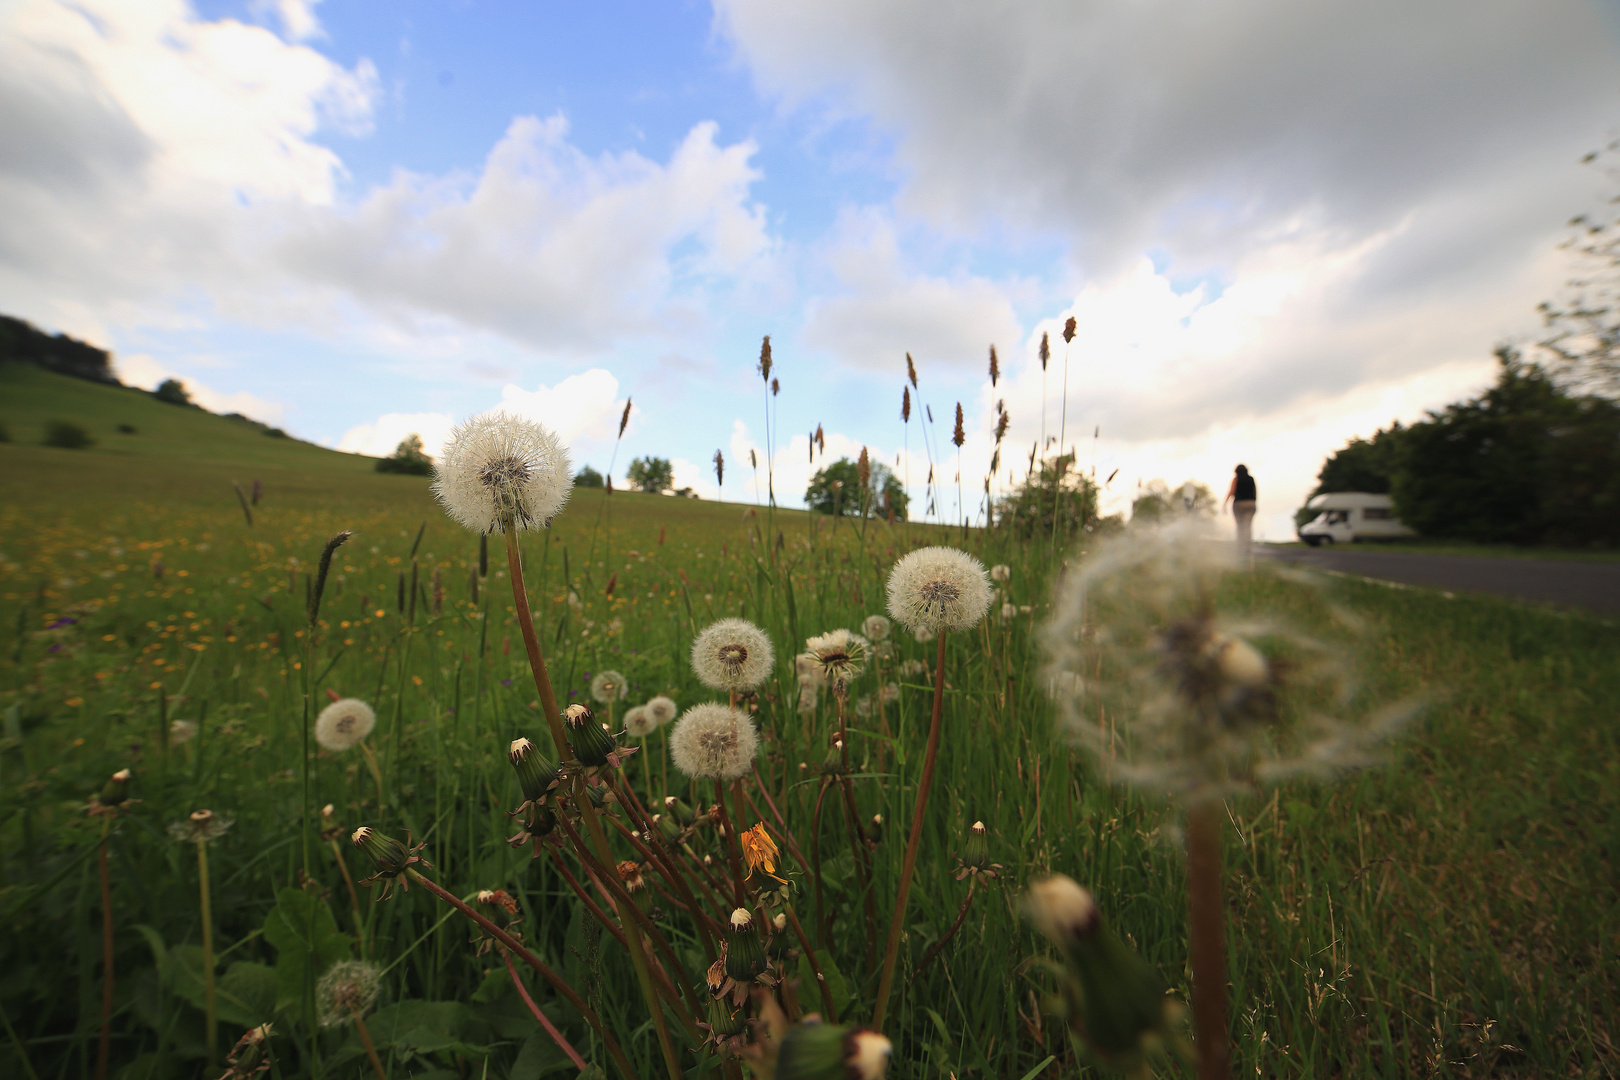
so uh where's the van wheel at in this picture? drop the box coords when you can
[1302,537,1321,548]
[1321,536,1334,546]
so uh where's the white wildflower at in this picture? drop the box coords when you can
[432,412,571,534]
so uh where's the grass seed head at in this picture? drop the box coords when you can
[887,546,993,635]
[691,617,776,692]
[433,412,571,534]
[315,698,375,753]
[670,703,758,781]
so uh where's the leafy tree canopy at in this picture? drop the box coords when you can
[375,433,434,476]
[993,454,1101,538]
[152,378,193,406]
[626,456,675,494]
[805,457,908,519]
[574,464,605,488]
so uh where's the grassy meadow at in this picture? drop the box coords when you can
[1,362,1617,1079]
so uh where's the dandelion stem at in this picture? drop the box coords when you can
[502,950,588,1071]
[910,878,976,986]
[195,837,217,1069]
[713,778,748,908]
[1187,798,1231,1080]
[95,819,113,1080]
[405,868,634,1080]
[873,627,949,1030]
[327,837,368,958]
[501,528,686,1080]
[353,1013,388,1080]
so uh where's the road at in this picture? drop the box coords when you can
[1257,545,1620,615]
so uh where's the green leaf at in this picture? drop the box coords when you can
[797,948,851,1019]
[511,1030,576,1080]
[1017,1055,1057,1080]
[261,886,352,1012]
[217,961,278,1026]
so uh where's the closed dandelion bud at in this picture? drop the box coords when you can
[508,738,561,801]
[867,813,884,844]
[665,795,697,828]
[1025,875,1170,1060]
[584,782,616,810]
[352,827,411,876]
[564,703,617,767]
[705,996,748,1039]
[654,813,681,842]
[962,820,989,870]
[99,768,132,807]
[777,1022,893,1080]
[768,913,791,960]
[724,908,767,983]
[820,739,846,777]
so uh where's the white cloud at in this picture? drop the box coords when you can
[493,368,628,463]
[115,353,287,425]
[801,208,1024,372]
[335,412,455,458]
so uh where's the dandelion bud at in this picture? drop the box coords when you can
[867,813,884,844]
[1024,875,1171,1061]
[352,827,410,876]
[704,997,748,1039]
[820,739,846,777]
[563,703,617,767]
[665,795,697,828]
[777,1021,893,1080]
[508,738,561,801]
[724,908,767,983]
[962,820,990,870]
[98,768,132,807]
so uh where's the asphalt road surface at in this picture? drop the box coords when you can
[1257,545,1620,615]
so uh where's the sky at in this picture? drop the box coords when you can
[4,0,1619,540]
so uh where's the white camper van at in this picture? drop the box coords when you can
[1297,492,1416,546]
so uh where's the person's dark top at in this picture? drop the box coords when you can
[1234,473,1256,501]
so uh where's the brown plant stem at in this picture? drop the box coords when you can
[610,775,719,960]
[909,878,976,986]
[712,778,749,908]
[873,627,949,1030]
[353,1014,388,1080]
[95,820,113,1080]
[1187,798,1231,1080]
[195,838,217,1069]
[327,837,368,958]
[502,950,588,1071]
[502,528,685,1080]
[406,868,634,1080]
[810,779,833,947]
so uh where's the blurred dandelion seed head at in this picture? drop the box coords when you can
[623,705,655,738]
[169,808,233,844]
[691,618,775,691]
[1041,522,1417,801]
[644,694,678,726]
[887,546,993,634]
[315,697,375,753]
[589,670,629,703]
[316,960,382,1027]
[168,719,197,745]
[670,702,758,781]
[433,412,571,534]
[861,613,892,642]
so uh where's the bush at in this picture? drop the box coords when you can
[805,456,909,519]
[626,456,674,494]
[42,419,93,449]
[574,465,605,488]
[375,433,434,476]
[152,378,192,406]
[116,423,137,435]
[994,453,1098,538]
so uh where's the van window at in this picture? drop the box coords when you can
[1363,507,1393,520]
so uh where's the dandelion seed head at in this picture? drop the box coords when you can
[989,564,1012,583]
[669,703,758,781]
[433,412,571,534]
[168,719,197,745]
[1041,521,1416,801]
[801,628,869,689]
[644,695,678,726]
[1001,602,1018,620]
[861,614,892,642]
[590,670,629,704]
[315,698,376,753]
[887,546,993,634]
[169,808,234,844]
[623,705,655,738]
[317,960,382,1027]
[690,618,775,691]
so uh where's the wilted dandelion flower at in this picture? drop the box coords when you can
[1041,521,1413,800]
[887,546,993,635]
[690,618,775,692]
[433,412,571,534]
[316,960,382,1027]
[168,719,197,745]
[315,698,376,753]
[801,629,868,690]
[590,670,629,704]
[168,808,233,844]
[861,614,892,642]
[623,705,656,738]
[644,694,678,726]
[669,703,758,781]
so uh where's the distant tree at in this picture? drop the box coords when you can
[574,464,605,488]
[1392,348,1620,545]
[994,453,1097,538]
[1298,424,1409,527]
[43,419,93,449]
[626,456,675,494]
[375,433,434,476]
[0,315,119,384]
[805,457,909,519]
[153,378,192,406]
[1128,478,1214,526]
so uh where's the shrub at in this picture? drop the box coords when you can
[116,423,137,435]
[152,378,192,406]
[574,464,605,488]
[375,433,434,476]
[42,419,93,449]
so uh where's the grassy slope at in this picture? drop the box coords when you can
[0,366,1615,1079]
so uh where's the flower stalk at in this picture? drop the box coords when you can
[1186,798,1230,1080]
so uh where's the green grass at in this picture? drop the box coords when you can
[1,366,1616,1079]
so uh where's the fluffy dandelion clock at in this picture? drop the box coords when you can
[802,629,869,690]
[433,411,571,534]
[623,705,655,738]
[861,614,892,642]
[644,694,678,726]
[887,546,993,635]
[317,960,382,1027]
[590,670,630,704]
[691,618,775,692]
[315,698,376,753]
[669,703,758,782]
[1041,521,1415,801]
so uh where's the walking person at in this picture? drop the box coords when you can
[1223,464,1257,556]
